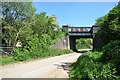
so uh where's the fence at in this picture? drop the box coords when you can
[0,47,13,55]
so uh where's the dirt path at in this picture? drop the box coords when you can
[1,52,81,78]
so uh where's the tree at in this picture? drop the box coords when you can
[2,2,63,54]
[2,2,35,47]
[31,12,59,47]
[95,2,120,44]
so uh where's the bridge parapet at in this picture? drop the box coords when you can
[63,25,92,33]
[68,27,92,33]
[92,25,99,34]
[62,25,99,34]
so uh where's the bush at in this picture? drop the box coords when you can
[2,47,72,65]
[13,49,30,61]
[101,40,120,63]
[70,52,120,79]
[101,40,120,75]
[95,3,120,44]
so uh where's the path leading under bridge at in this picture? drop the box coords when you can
[1,52,82,78]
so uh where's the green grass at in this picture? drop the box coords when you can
[1,49,73,65]
[0,56,16,65]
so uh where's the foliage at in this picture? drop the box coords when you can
[2,2,65,54]
[1,2,71,66]
[12,47,73,61]
[95,3,120,44]
[31,13,59,46]
[101,40,120,63]
[0,56,16,65]
[70,40,120,79]
[70,52,120,79]
[1,49,72,65]
[101,40,120,75]
[76,39,92,49]
[2,2,35,47]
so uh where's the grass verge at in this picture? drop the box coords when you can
[1,49,73,65]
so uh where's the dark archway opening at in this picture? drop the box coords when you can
[69,36,93,53]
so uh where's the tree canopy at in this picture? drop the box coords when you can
[2,2,63,54]
[2,2,36,47]
[95,3,120,44]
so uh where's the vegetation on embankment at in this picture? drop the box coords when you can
[95,2,120,45]
[70,2,120,79]
[1,49,73,65]
[70,41,120,79]
[1,2,71,65]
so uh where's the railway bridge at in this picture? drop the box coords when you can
[62,25,103,51]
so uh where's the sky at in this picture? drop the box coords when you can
[32,2,118,27]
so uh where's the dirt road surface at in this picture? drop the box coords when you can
[1,52,81,78]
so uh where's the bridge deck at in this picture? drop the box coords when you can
[69,32,92,36]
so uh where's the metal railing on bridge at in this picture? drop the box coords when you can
[62,25,94,37]
[67,27,92,33]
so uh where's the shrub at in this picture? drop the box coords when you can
[101,40,120,75]
[95,3,120,44]
[2,47,72,65]
[13,49,30,61]
[70,52,119,80]
[101,40,120,63]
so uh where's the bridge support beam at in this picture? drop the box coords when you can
[66,35,70,49]
[93,35,104,50]
[69,38,77,51]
